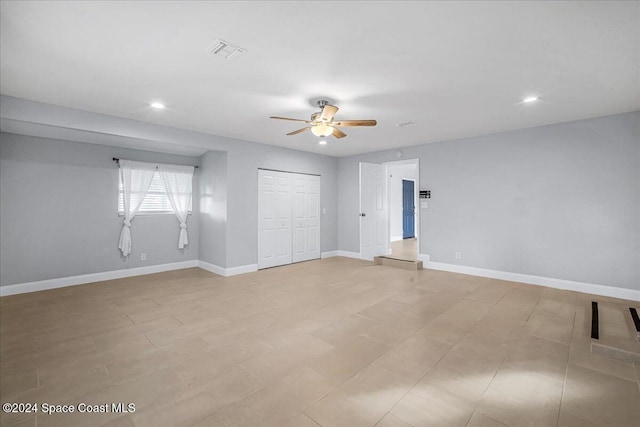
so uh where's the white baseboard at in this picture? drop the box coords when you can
[422,257,640,302]
[9,255,633,302]
[198,260,258,277]
[321,250,339,258]
[391,235,403,242]
[336,250,362,260]
[225,263,258,276]
[0,260,199,297]
[197,260,226,276]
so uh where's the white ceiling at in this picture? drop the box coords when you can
[1,1,638,157]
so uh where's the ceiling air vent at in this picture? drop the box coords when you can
[208,39,246,61]
[396,121,416,128]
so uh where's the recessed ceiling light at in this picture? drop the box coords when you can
[318,140,327,145]
[151,102,165,109]
[523,96,539,103]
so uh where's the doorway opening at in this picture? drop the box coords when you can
[385,159,419,261]
[358,159,420,262]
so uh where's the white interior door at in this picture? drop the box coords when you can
[292,174,321,263]
[258,170,292,269]
[360,162,388,260]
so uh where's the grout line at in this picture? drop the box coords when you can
[371,336,452,427]
[460,298,537,426]
[300,412,322,426]
[89,335,98,351]
[125,314,136,326]
[634,359,640,393]
[555,311,576,427]
[143,334,156,348]
[172,314,186,326]
[465,413,507,427]
[103,363,114,384]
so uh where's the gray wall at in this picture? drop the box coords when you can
[225,143,338,268]
[0,132,200,286]
[199,150,227,267]
[198,142,338,268]
[0,96,340,277]
[339,112,640,291]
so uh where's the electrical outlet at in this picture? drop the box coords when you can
[141,252,147,261]
[455,252,461,260]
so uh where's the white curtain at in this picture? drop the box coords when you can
[158,164,195,249]
[118,160,156,256]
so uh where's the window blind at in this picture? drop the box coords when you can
[118,171,191,214]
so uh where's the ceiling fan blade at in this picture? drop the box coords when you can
[270,116,311,123]
[286,127,311,136]
[332,128,347,138]
[333,120,377,127]
[320,105,339,121]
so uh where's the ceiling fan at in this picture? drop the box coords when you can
[270,100,377,139]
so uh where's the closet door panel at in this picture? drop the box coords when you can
[292,174,307,260]
[292,174,321,263]
[258,170,292,269]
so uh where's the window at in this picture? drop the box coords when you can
[118,171,192,215]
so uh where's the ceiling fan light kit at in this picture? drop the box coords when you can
[270,99,377,140]
[311,123,333,137]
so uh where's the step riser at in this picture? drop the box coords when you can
[373,257,423,270]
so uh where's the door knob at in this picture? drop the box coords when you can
[359,213,366,217]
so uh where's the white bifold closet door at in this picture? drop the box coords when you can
[258,169,320,269]
[292,173,320,263]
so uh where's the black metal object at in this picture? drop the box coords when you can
[630,307,640,334]
[591,301,599,340]
[419,190,431,199]
[112,158,198,168]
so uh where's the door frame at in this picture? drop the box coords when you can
[382,158,420,260]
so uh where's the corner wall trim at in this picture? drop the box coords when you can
[336,250,362,260]
[0,260,199,297]
[197,260,226,276]
[417,254,431,263]
[424,259,640,302]
[321,251,339,258]
[225,264,258,276]
[198,261,258,277]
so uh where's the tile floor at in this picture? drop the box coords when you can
[389,239,417,261]
[1,257,639,427]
